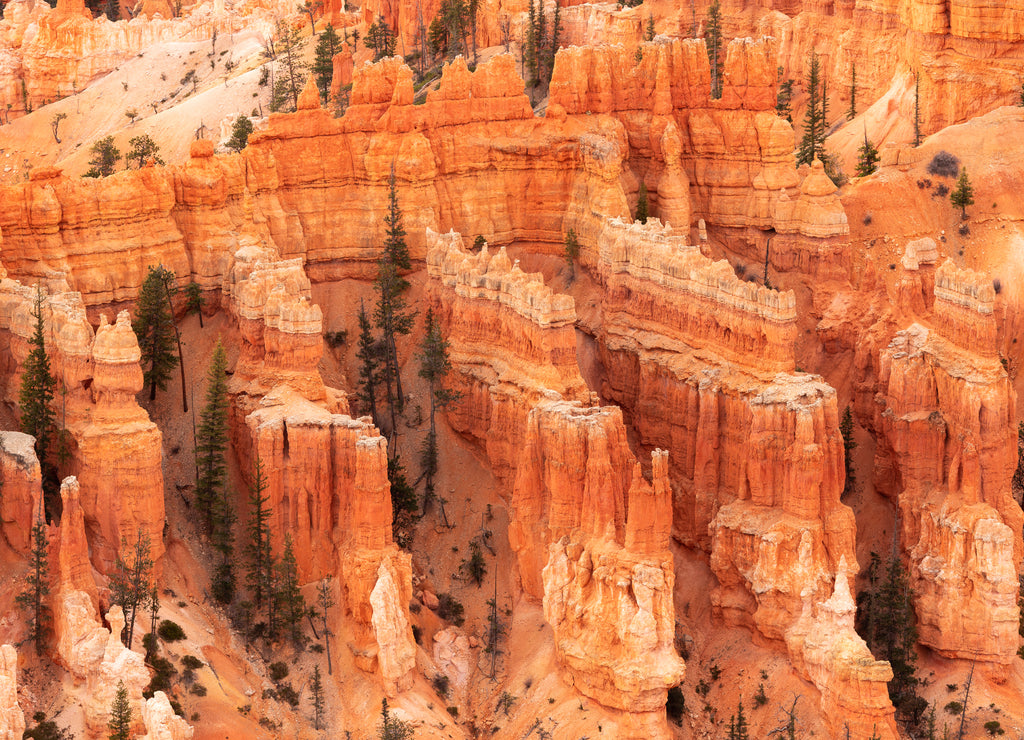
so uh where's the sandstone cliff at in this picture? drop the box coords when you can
[0,431,42,555]
[873,262,1024,664]
[0,645,25,740]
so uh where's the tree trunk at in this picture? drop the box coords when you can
[161,276,188,413]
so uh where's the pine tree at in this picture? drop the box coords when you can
[107,680,132,740]
[311,664,325,730]
[244,455,273,610]
[645,14,656,41]
[226,115,254,153]
[15,506,50,653]
[525,0,538,87]
[365,16,396,61]
[313,23,342,104]
[705,0,723,99]
[732,700,749,740]
[109,528,153,649]
[184,281,204,328]
[636,182,649,224]
[271,19,308,112]
[127,134,164,169]
[356,300,382,424]
[379,698,414,740]
[776,70,794,122]
[133,265,180,402]
[913,72,921,147]
[545,0,561,86]
[418,308,461,524]
[847,62,857,120]
[373,167,415,444]
[856,130,880,178]
[196,342,229,529]
[563,228,580,280]
[316,578,335,674]
[950,167,974,219]
[275,534,304,643]
[85,136,121,178]
[389,455,418,548]
[797,51,823,166]
[536,0,547,84]
[840,405,857,495]
[19,285,57,513]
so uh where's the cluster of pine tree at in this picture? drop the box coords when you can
[705,0,723,99]
[427,0,479,64]
[523,0,561,94]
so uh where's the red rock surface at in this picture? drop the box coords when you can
[0,431,42,555]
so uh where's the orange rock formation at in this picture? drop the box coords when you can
[0,431,42,555]
[873,262,1024,664]
[0,276,164,577]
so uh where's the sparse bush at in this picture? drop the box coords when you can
[696,678,711,697]
[447,706,459,717]
[959,222,970,236]
[863,212,873,225]
[927,151,960,178]
[157,620,186,642]
[181,655,204,670]
[432,673,451,698]
[944,701,963,715]
[269,662,289,682]
[190,683,207,696]
[709,663,722,681]
[324,329,348,347]
[666,686,685,726]
[946,684,958,693]
[276,683,299,706]
[437,593,465,627]
[754,683,768,707]
[985,720,1005,736]
[145,655,177,697]
[994,278,1002,295]
[934,183,949,198]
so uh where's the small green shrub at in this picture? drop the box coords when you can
[190,683,207,697]
[447,706,459,718]
[269,662,289,682]
[432,673,450,698]
[945,701,963,715]
[181,655,204,670]
[437,593,465,627]
[157,620,186,642]
[985,720,1005,736]
[276,683,299,706]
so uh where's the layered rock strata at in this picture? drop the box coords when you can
[224,244,415,695]
[873,262,1024,664]
[426,228,594,484]
[0,276,164,576]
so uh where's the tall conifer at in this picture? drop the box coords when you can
[134,266,180,402]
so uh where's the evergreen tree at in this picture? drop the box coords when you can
[636,182,649,224]
[536,0,547,84]
[356,300,382,424]
[109,528,153,649]
[315,578,335,674]
[913,72,921,146]
[847,62,857,120]
[645,14,656,41]
[728,700,749,740]
[244,455,273,610]
[379,698,414,740]
[373,168,415,443]
[365,16,396,61]
[133,265,180,402]
[275,534,305,642]
[313,23,342,104]
[525,0,538,87]
[107,680,132,740]
[311,664,325,730]
[776,75,794,122]
[797,51,824,166]
[705,0,723,99]
[127,134,164,169]
[19,286,57,512]
[563,228,580,280]
[196,342,229,529]
[545,0,560,86]
[84,136,121,177]
[389,455,418,548]
[270,19,308,112]
[15,506,50,653]
[855,130,880,178]
[467,0,480,64]
[226,115,254,153]
[417,308,461,524]
[104,0,119,20]
[950,167,974,219]
[840,405,857,495]
[184,281,204,328]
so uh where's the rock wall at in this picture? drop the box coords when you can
[873,262,1024,664]
[426,228,595,483]
[223,243,415,696]
[0,54,629,311]
[0,644,25,740]
[0,275,164,576]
